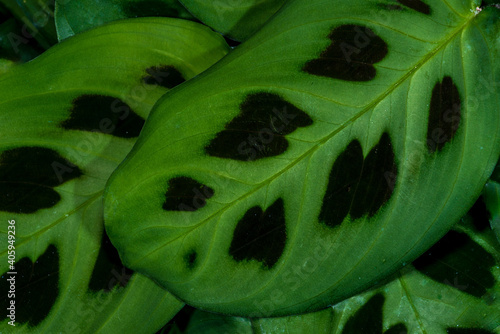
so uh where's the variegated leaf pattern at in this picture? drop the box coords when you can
[0,18,229,332]
[54,0,195,41]
[178,199,500,333]
[104,0,500,317]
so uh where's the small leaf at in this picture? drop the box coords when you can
[54,0,195,41]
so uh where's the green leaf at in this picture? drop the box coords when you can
[178,0,286,41]
[54,0,196,41]
[104,0,500,317]
[185,309,253,334]
[0,17,229,331]
[252,307,336,333]
[180,307,337,334]
[180,204,500,333]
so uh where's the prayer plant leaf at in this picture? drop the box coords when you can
[54,0,195,41]
[104,0,500,317]
[0,17,229,332]
[180,200,500,333]
[328,210,500,334]
[178,0,286,41]
[179,307,336,334]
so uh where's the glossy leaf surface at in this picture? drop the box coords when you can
[178,0,286,41]
[54,0,195,41]
[181,205,500,333]
[329,212,500,333]
[0,17,229,332]
[104,0,500,317]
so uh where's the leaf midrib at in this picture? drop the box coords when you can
[0,191,103,256]
[134,11,479,265]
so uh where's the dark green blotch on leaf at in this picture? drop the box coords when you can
[184,250,197,270]
[426,76,461,152]
[349,133,397,219]
[320,140,363,227]
[342,293,385,333]
[88,230,134,292]
[385,323,408,334]
[61,94,145,138]
[320,133,397,227]
[303,24,388,81]
[0,245,59,327]
[205,92,313,161]
[229,198,287,269]
[143,65,186,89]
[469,196,491,232]
[0,147,82,213]
[163,176,214,212]
[413,230,495,298]
[378,4,404,11]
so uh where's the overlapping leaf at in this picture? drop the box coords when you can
[178,202,500,333]
[180,0,286,41]
[0,17,229,332]
[178,0,286,41]
[104,0,500,317]
[54,0,196,41]
[279,208,500,333]
[0,0,57,49]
